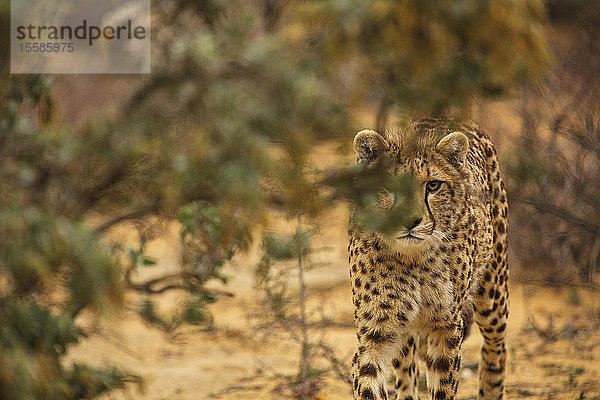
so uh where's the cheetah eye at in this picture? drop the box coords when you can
[426,180,443,192]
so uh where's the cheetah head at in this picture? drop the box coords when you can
[353,124,469,257]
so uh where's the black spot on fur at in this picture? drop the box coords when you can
[361,388,375,400]
[359,363,378,377]
[487,365,504,374]
[379,301,392,309]
[431,356,451,373]
[446,336,460,349]
[377,315,389,323]
[397,311,408,322]
[366,330,395,343]
[434,389,447,400]
[480,308,492,317]
[378,384,387,400]
[490,379,503,388]
[497,221,505,233]
[440,372,453,385]
[492,205,499,217]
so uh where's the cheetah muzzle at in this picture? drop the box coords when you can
[349,118,509,400]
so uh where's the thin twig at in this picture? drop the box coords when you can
[515,278,598,292]
[209,383,266,399]
[512,194,600,237]
[96,331,144,361]
[317,341,353,386]
[93,201,160,234]
[522,285,558,342]
[125,261,234,296]
[297,215,311,380]
[375,97,392,133]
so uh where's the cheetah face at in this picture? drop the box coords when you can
[354,129,469,255]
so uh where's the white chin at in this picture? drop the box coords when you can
[394,235,424,247]
[388,232,430,252]
[397,233,421,240]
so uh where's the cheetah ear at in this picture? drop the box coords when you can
[436,131,468,168]
[353,129,389,165]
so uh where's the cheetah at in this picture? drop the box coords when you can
[348,118,509,400]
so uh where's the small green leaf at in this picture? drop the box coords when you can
[215,272,230,284]
[263,234,295,260]
[142,256,157,266]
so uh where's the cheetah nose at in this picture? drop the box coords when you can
[406,216,422,230]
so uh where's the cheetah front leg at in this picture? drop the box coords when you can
[392,334,420,400]
[352,336,390,400]
[424,325,464,400]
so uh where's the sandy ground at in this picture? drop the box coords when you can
[68,197,600,400]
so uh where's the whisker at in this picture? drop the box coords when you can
[432,229,450,242]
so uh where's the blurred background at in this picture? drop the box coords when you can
[1,1,599,399]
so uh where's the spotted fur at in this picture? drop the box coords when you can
[349,118,508,400]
